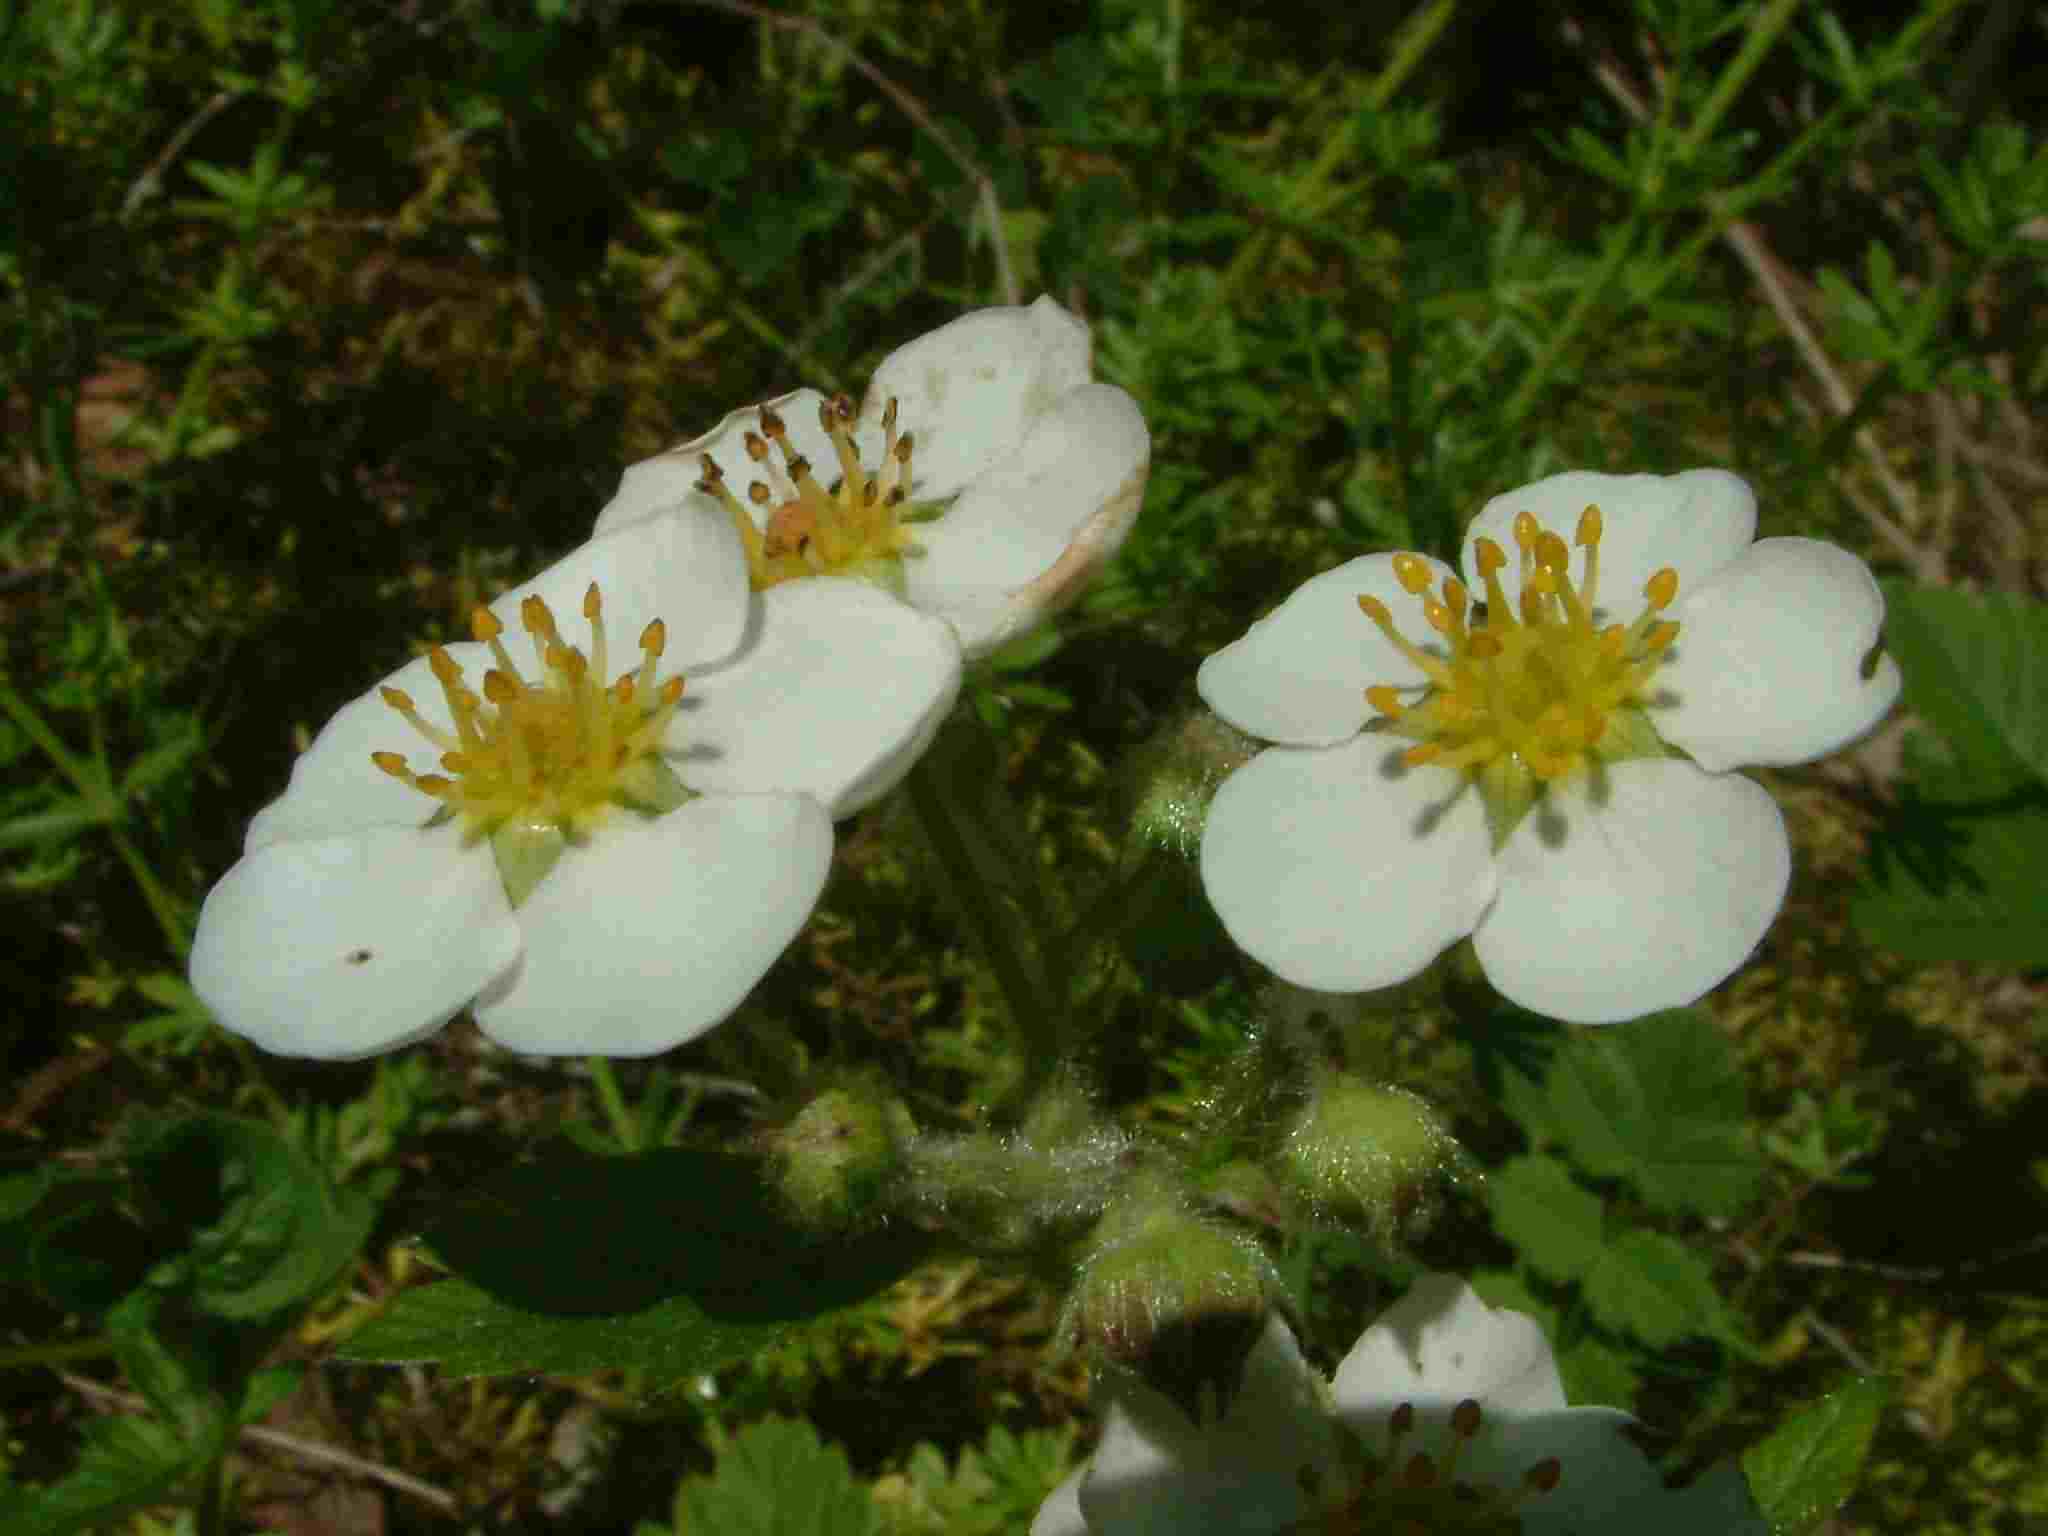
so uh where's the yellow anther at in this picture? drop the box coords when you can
[748,481,773,506]
[758,406,786,440]
[1357,593,1393,625]
[483,670,518,704]
[743,430,771,462]
[1473,538,1507,576]
[416,774,453,796]
[695,452,724,485]
[1422,598,1453,634]
[1535,530,1571,572]
[380,686,414,712]
[1392,552,1434,594]
[1442,577,1469,621]
[640,618,666,658]
[1467,631,1503,659]
[372,751,409,776]
[1512,510,1540,551]
[472,607,503,642]
[658,676,685,706]
[519,595,552,636]
[583,583,602,620]
[1576,504,1603,546]
[1643,567,1679,610]
[1403,743,1443,767]
[427,647,460,685]
[1644,620,1679,652]
[1365,685,1406,717]
[894,431,914,463]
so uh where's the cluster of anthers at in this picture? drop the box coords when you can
[371,584,685,839]
[1356,506,1681,807]
[1295,1399,1562,1536]
[694,393,924,589]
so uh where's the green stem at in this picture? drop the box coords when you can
[903,753,1060,1112]
[1500,214,1642,426]
[588,1056,642,1152]
[108,823,191,959]
[0,1336,115,1371]
[1220,0,1457,294]
[1678,0,1804,164]
[195,1450,228,1536]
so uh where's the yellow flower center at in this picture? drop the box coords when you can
[692,393,926,592]
[1357,505,1679,836]
[370,583,687,844]
[1295,1399,1562,1536]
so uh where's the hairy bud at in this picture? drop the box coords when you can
[765,1077,911,1231]
[1060,1174,1282,1420]
[1276,1078,1463,1243]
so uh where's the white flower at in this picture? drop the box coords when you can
[591,295,1152,659]
[1033,1275,1765,1536]
[190,506,960,1059]
[1198,469,1901,1024]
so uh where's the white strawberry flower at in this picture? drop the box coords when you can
[1033,1275,1765,1535]
[191,505,959,1059]
[1197,469,1900,1024]
[592,295,1151,659]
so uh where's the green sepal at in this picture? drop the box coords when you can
[614,754,696,816]
[491,818,568,908]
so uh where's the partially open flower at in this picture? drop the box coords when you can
[1032,1275,1766,1535]
[593,296,1151,658]
[191,507,959,1059]
[1198,469,1901,1024]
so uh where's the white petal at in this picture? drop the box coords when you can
[1197,554,1452,747]
[1462,469,1756,626]
[190,824,519,1060]
[1079,1316,1334,1536]
[678,578,962,817]
[1332,1275,1566,1417]
[904,382,1149,657]
[863,296,1094,500]
[1030,1473,1089,1536]
[1483,1408,1666,1525]
[474,794,832,1057]
[1475,759,1790,1024]
[593,388,841,539]
[492,507,751,671]
[1199,737,1497,992]
[245,643,493,851]
[1657,536,1903,770]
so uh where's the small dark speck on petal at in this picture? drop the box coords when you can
[345,948,373,966]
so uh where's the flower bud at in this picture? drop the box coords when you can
[1276,1078,1462,1243]
[1061,1175,1282,1421]
[765,1078,910,1231]
[1114,707,1262,992]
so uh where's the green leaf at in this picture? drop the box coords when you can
[132,1113,375,1320]
[1851,786,2048,964]
[674,1420,876,1536]
[1555,1331,1642,1409]
[1883,579,2048,784]
[338,1277,799,1382]
[1581,1230,1732,1349]
[1518,1011,1763,1220]
[1851,585,2048,965]
[1485,1156,1604,1284]
[0,1414,200,1536]
[339,1148,926,1381]
[419,1147,928,1319]
[1743,1378,1888,1536]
